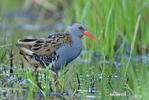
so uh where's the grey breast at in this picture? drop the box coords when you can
[52,37,83,71]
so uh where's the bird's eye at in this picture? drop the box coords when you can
[78,26,84,30]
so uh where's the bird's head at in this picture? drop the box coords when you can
[67,23,97,40]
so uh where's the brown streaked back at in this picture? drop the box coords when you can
[16,32,73,56]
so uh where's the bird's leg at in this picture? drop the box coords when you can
[55,68,69,90]
[32,66,45,89]
[55,71,60,86]
[54,71,64,92]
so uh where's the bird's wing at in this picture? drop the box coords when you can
[16,32,73,56]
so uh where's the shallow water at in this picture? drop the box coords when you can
[0,10,149,99]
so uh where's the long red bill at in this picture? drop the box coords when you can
[84,31,97,40]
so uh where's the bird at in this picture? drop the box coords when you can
[16,23,97,75]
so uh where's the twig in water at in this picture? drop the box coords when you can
[76,73,81,91]
[108,75,113,90]
[89,76,95,93]
[9,49,13,74]
[72,73,81,96]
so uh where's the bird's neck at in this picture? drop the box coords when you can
[71,35,83,51]
[66,31,83,47]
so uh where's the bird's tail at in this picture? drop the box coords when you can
[16,39,37,56]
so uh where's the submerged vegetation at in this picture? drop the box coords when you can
[0,0,149,99]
